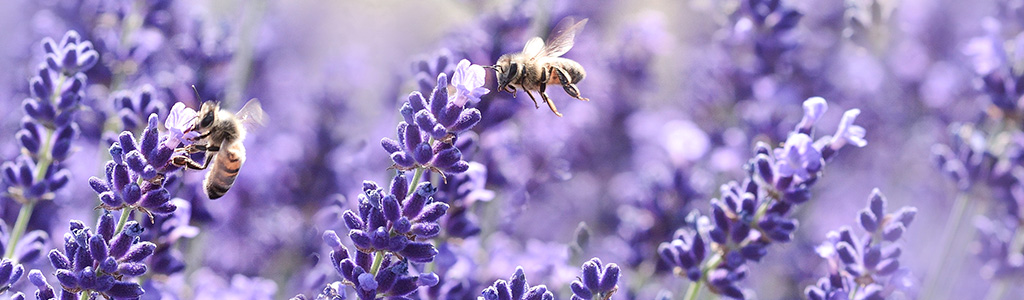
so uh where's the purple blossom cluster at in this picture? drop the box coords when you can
[805,189,917,300]
[42,216,154,298]
[5,0,1024,298]
[659,97,866,299]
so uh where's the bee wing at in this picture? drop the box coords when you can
[522,37,545,58]
[540,17,588,58]
[235,98,268,131]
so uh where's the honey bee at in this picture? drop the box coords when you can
[172,98,266,199]
[489,17,589,117]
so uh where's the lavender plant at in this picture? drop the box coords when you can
[9,1,1023,298]
[805,189,918,300]
[659,97,867,299]
[1,30,96,278]
[308,59,487,299]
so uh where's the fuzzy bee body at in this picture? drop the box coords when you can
[491,17,590,117]
[172,99,266,199]
[204,139,244,199]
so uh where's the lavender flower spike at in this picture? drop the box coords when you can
[570,258,620,300]
[805,189,917,300]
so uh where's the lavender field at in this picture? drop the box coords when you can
[0,0,1022,299]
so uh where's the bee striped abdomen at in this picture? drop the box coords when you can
[203,141,246,199]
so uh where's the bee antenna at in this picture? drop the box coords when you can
[482,65,497,70]
[191,85,203,101]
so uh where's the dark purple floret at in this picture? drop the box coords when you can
[570,258,620,300]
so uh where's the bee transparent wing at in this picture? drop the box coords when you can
[541,17,588,58]
[236,98,268,131]
[522,37,545,58]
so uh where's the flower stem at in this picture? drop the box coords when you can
[921,192,971,300]
[370,251,385,275]
[114,209,133,236]
[3,201,37,260]
[683,280,703,300]
[4,74,67,261]
[407,167,426,198]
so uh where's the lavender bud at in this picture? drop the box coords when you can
[882,223,905,242]
[349,230,372,250]
[411,223,440,238]
[106,281,144,298]
[88,235,107,263]
[398,242,437,263]
[117,263,147,277]
[414,202,449,223]
[120,242,156,263]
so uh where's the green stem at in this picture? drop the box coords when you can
[369,251,385,275]
[407,167,426,198]
[683,280,703,300]
[4,201,37,260]
[921,192,971,300]
[4,74,67,261]
[114,209,133,236]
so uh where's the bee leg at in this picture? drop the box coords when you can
[555,67,588,101]
[540,91,563,117]
[523,90,540,109]
[171,154,213,170]
[505,85,517,98]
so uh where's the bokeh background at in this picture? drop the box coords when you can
[1,0,1022,299]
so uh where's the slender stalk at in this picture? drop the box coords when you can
[683,280,703,300]
[921,192,971,300]
[369,251,385,275]
[4,201,37,260]
[407,167,426,198]
[4,74,67,261]
[114,209,133,236]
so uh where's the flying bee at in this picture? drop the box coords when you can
[488,17,589,117]
[171,98,267,199]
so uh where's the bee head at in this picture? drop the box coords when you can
[194,101,220,131]
[493,55,518,92]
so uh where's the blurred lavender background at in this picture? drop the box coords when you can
[0,0,1022,299]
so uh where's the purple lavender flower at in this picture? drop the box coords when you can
[435,162,494,239]
[658,97,867,299]
[805,189,917,300]
[44,216,155,298]
[163,102,199,149]
[1,30,97,270]
[382,73,483,176]
[113,85,166,133]
[569,258,620,300]
[0,257,26,293]
[141,198,199,275]
[479,267,554,300]
[320,175,444,299]
[450,59,490,106]
[973,215,1024,280]
[332,176,447,262]
[87,114,178,215]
